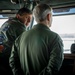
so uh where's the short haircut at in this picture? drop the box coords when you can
[17,7,32,16]
[33,3,52,22]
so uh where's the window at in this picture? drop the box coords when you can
[0,14,15,28]
[51,14,75,54]
[0,19,8,27]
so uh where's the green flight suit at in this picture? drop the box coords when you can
[9,23,64,75]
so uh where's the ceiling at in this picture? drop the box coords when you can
[0,0,75,10]
[0,0,75,18]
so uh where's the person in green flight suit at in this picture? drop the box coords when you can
[9,3,64,75]
[0,7,32,75]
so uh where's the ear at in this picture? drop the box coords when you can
[16,14,20,19]
[47,13,50,21]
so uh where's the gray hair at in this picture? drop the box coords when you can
[33,4,52,22]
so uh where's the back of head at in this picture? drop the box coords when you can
[33,3,52,22]
[17,7,32,16]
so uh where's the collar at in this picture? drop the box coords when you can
[13,17,26,27]
[33,23,50,31]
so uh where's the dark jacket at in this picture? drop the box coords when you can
[9,23,64,75]
[1,18,26,51]
[0,17,26,75]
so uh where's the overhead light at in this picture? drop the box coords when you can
[2,10,11,12]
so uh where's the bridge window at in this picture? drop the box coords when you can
[51,14,75,53]
[0,19,8,28]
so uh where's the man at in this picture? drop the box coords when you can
[9,4,64,75]
[0,7,32,75]
[1,7,32,52]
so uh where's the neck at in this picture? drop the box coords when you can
[38,20,49,27]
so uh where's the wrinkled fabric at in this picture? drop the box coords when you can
[0,18,26,51]
[9,23,64,75]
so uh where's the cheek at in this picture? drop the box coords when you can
[23,18,27,24]
[20,17,25,24]
[24,18,29,25]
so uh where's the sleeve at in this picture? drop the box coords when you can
[39,35,64,75]
[9,38,24,75]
